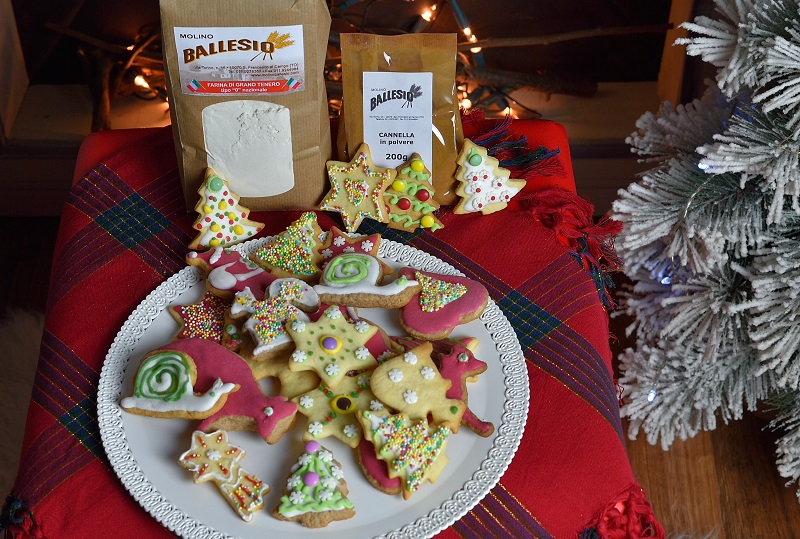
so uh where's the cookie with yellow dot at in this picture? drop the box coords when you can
[320,143,395,233]
[189,168,265,250]
[384,154,444,232]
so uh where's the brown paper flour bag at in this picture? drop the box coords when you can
[160,0,332,211]
[339,33,463,205]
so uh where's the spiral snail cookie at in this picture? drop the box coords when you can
[317,225,393,279]
[120,349,238,420]
[397,268,489,340]
[320,143,395,233]
[186,246,276,300]
[168,290,232,343]
[250,211,324,281]
[369,341,467,433]
[285,305,380,389]
[189,168,265,250]
[313,253,420,309]
[273,440,355,527]
[453,139,525,215]
[384,154,445,232]
[157,339,297,444]
[178,430,269,522]
[358,410,451,500]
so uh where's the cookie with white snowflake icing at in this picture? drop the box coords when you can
[453,139,525,215]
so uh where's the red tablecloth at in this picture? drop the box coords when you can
[7,121,663,539]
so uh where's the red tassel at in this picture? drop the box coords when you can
[588,484,665,539]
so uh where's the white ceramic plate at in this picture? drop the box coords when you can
[98,238,529,539]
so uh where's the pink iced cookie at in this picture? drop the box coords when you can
[397,268,489,340]
[157,339,297,444]
[355,438,401,495]
[187,246,276,300]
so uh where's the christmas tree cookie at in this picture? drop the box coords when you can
[320,143,394,232]
[178,430,269,522]
[273,440,355,527]
[250,212,324,281]
[453,139,525,215]
[359,411,451,500]
[189,168,264,250]
[384,154,444,232]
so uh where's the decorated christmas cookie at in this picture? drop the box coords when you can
[230,279,319,358]
[168,291,231,343]
[313,253,420,309]
[369,342,466,432]
[317,226,392,278]
[359,411,451,500]
[393,336,494,437]
[285,305,379,388]
[293,372,378,448]
[154,339,297,444]
[187,246,276,300]
[120,349,237,420]
[250,212,324,281]
[320,143,395,232]
[384,154,444,232]
[178,430,269,522]
[453,139,525,215]
[397,268,489,340]
[355,438,402,495]
[189,168,264,250]
[273,440,355,527]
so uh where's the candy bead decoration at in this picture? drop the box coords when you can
[189,168,264,250]
[320,143,395,233]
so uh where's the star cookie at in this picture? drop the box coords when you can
[453,139,526,215]
[384,154,444,232]
[189,168,264,249]
[320,143,395,232]
[169,291,232,342]
[293,372,378,448]
[285,305,379,388]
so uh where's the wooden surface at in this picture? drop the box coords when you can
[610,305,800,538]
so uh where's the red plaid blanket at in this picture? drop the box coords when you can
[7,123,662,538]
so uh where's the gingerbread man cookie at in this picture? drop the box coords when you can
[320,143,395,232]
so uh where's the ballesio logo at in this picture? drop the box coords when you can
[182,31,295,64]
[369,84,424,111]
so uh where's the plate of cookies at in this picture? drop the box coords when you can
[98,212,529,539]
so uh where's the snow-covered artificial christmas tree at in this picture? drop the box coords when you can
[612,0,800,499]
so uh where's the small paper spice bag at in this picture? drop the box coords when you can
[339,33,464,205]
[160,0,332,211]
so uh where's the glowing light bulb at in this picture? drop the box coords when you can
[647,389,657,403]
[421,9,433,21]
[469,34,482,53]
[463,26,472,37]
[134,75,150,89]
[461,98,472,110]
[503,106,512,117]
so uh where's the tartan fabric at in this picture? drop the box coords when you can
[8,125,661,539]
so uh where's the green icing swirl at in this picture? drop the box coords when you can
[323,254,373,284]
[133,351,191,401]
